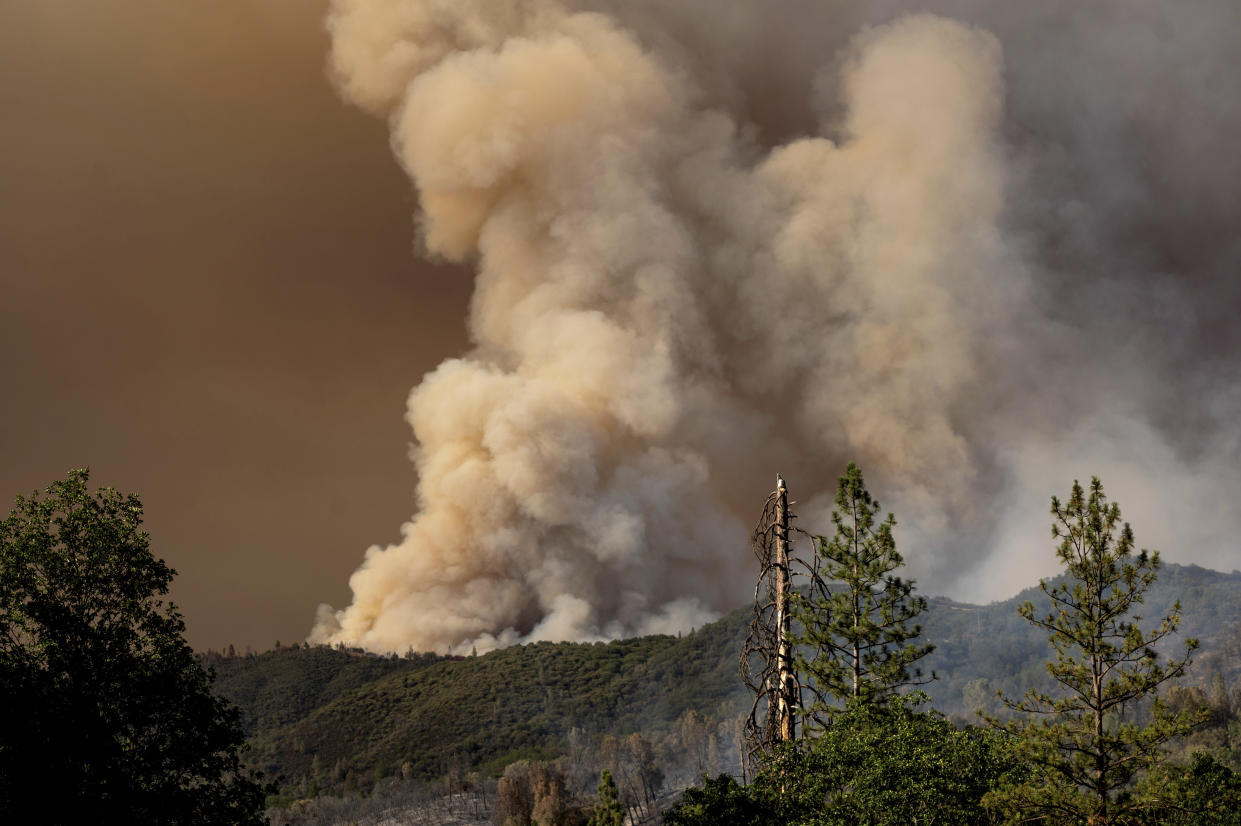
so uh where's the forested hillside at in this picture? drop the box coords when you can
[209,563,1241,800]
[211,606,749,797]
[922,563,1241,720]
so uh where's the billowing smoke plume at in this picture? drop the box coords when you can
[311,0,1241,654]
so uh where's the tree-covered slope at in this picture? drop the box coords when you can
[212,563,1241,797]
[206,645,428,737]
[223,606,749,794]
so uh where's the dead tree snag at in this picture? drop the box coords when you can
[740,474,811,777]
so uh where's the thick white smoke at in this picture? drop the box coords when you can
[312,0,1241,653]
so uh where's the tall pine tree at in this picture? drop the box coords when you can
[793,463,932,729]
[987,477,1203,824]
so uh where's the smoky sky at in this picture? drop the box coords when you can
[310,0,1241,654]
[0,0,472,651]
[3,0,1239,654]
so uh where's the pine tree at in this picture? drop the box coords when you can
[987,477,1204,824]
[792,463,932,728]
[588,769,624,826]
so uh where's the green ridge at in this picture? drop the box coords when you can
[210,563,1241,796]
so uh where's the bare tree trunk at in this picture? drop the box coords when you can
[852,499,861,699]
[741,476,804,773]
[775,475,797,742]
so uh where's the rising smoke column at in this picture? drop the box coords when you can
[312,0,1241,654]
[310,2,1016,654]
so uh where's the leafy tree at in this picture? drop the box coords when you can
[987,477,1203,824]
[755,693,1023,826]
[661,773,776,826]
[665,696,1022,826]
[793,463,933,725]
[588,769,625,826]
[0,470,268,824]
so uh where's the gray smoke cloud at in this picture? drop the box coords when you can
[310,0,1241,654]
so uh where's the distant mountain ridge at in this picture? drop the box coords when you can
[209,562,1241,797]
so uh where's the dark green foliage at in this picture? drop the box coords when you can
[587,770,624,826]
[0,470,268,824]
[988,478,1203,824]
[666,696,1022,826]
[227,609,750,796]
[793,463,932,726]
[206,644,423,737]
[756,694,1020,826]
[661,774,776,826]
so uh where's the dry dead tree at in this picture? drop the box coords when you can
[739,475,836,778]
[740,476,798,777]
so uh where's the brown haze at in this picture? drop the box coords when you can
[0,0,472,650]
[310,0,1241,654]
[3,1,1238,654]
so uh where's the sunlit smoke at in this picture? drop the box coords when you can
[311,0,1241,654]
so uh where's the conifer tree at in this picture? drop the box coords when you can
[987,477,1204,824]
[588,769,624,826]
[793,463,932,727]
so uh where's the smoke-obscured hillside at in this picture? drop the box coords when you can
[212,563,1241,800]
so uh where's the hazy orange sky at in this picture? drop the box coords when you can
[1,0,473,650]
